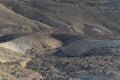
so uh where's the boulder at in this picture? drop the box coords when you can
[62,39,96,57]
[62,39,120,57]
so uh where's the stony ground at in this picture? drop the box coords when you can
[0,0,120,80]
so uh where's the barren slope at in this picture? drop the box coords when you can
[0,3,52,35]
[0,0,120,80]
[1,0,120,35]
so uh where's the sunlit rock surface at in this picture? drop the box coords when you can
[0,34,62,63]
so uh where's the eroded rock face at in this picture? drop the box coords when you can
[0,34,62,63]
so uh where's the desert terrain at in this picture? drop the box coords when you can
[0,0,120,80]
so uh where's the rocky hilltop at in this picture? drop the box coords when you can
[0,0,120,80]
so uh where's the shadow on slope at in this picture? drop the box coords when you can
[0,33,27,43]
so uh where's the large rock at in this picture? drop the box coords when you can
[62,39,120,57]
[62,39,96,57]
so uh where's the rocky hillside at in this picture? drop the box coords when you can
[0,0,120,80]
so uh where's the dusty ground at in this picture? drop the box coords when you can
[0,0,120,80]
